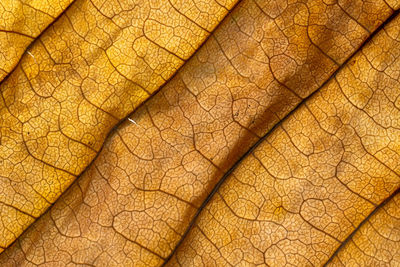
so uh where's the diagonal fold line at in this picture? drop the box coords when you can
[323,186,400,266]
[0,0,243,254]
[161,8,400,265]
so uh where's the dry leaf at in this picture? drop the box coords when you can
[0,0,237,250]
[0,0,75,81]
[0,0,399,266]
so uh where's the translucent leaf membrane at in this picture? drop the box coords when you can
[0,0,237,251]
[0,0,399,266]
[168,11,400,266]
[0,0,75,81]
[328,192,400,266]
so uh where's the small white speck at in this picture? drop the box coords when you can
[27,51,35,58]
[27,51,38,65]
[128,118,138,125]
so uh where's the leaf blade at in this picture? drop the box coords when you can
[0,0,239,251]
[1,0,399,265]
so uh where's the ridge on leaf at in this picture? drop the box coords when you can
[0,0,400,266]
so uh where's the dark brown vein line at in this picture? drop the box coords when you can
[161,8,400,265]
[0,0,77,86]
[0,0,243,254]
[0,29,34,39]
[323,186,400,266]
[0,201,36,219]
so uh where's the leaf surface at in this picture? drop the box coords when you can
[0,0,237,250]
[0,0,75,82]
[327,191,400,266]
[1,0,400,266]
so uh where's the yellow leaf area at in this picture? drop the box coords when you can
[0,0,75,81]
[0,0,237,251]
[1,0,400,266]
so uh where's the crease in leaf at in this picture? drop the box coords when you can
[0,0,400,266]
[0,0,239,251]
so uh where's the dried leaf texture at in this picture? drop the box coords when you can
[167,11,400,266]
[1,0,400,266]
[0,0,75,81]
[0,0,237,251]
[327,192,400,266]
